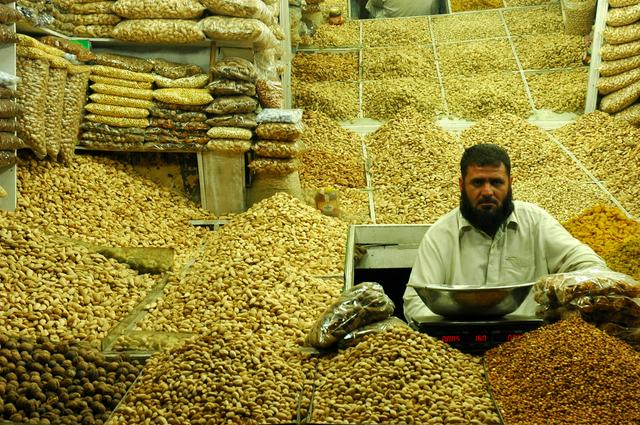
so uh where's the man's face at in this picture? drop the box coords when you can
[459,163,513,235]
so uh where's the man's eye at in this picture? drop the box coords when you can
[491,179,504,186]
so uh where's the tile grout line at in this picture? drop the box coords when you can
[429,15,449,117]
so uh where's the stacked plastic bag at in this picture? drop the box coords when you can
[250,108,304,176]
[50,0,120,38]
[205,57,259,154]
[534,268,640,349]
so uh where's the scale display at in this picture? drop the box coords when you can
[413,316,545,354]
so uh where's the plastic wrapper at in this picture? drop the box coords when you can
[600,322,640,348]
[149,118,209,131]
[0,25,18,43]
[81,130,145,144]
[91,83,154,100]
[89,93,154,110]
[534,268,640,306]
[204,95,258,114]
[199,16,279,49]
[206,138,252,153]
[112,19,206,44]
[154,101,204,111]
[17,35,66,58]
[93,52,154,73]
[145,127,207,138]
[57,12,121,26]
[211,57,258,82]
[562,0,596,35]
[205,113,257,128]
[207,78,256,96]
[256,108,303,124]
[0,99,22,118]
[256,122,303,141]
[0,4,25,23]
[614,102,640,125]
[150,108,206,122]
[81,121,146,135]
[73,24,115,38]
[91,65,155,83]
[0,150,16,167]
[600,54,640,77]
[154,73,209,89]
[253,139,304,158]
[256,78,283,108]
[89,74,153,90]
[610,0,640,7]
[112,0,205,19]
[17,46,69,71]
[599,79,640,113]
[604,22,640,45]
[598,66,640,94]
[602,40,640,60]
[144,133,209,144]
[206,126,252,140]
[15,57,49,157]
[62,1,114,15]
[0,86,15,99]
[248,156,301,176]
[0,132,27,150]
[150,58,203,79]
[607,3,640,26]
[85,114,149,129]
[337,317,410,349]
[43,67,68,159]
[153,88,212,106]
[0,118,17,132]
[39,36,96,62]
[200,0,275,25]
[59,68,91,163]
[304,282,395,349]
[85,102,150,119]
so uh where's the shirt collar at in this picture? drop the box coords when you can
[457,203,519,232]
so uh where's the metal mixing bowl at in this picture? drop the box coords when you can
[411,282,535,318]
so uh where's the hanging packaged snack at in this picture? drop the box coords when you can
[207,78,256,96]
[58,65,92,163]
[15,56,50,157]
[44,65,69,159]
[199,0,275,25]
[149,108,207,122]
[150,58,204,80]
[85,103,150,119]
[154,74,209,89]
[112,0,206,19]
[112,19,206,44]
[256,108,303,124]
[205,113,257,128]
[210,57,258,82]
[0,132,26,150]
[199,16,279,49]
[85,114,150,129]
[206,126,253,140]
[0,118,17,132]
[39,36,96,62]
[256,78,284,108]
[206,138,252,154]
[153,88,213,106]
[91,83,154,100]
[90,74,154,89]
[253,140,304,158]
[93,52,154,73]
[248,157,301,176]
[204,95,258,114]
[0,99,22,118]
[255,122,303,141]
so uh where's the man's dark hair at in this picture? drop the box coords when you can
[460,144,511,179]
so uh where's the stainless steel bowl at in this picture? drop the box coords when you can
[411,282,534,318]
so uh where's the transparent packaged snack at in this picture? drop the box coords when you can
[255,122,303,141]
[601,40,640,61]
[604,22,640,45]
[89,93,155,110]
[207,78,256,96]
[597,67,640,94]
[62,1,114,15]
[149,108,207,122]
[85,102,150,119]
[59,67,91,163]
[93,52,154,73]
[89,74,154,90]
[149,118,209,131]
[40,35,96,62]
[43,67,68,159]
[81,121,147,135]
[17,34,66,57]
[91,65,155,82]
[206,138,252,153]
[0,150,16,167]
[0,70,20,87]
[614,102,640,125]
[256,78,283,108]
[609,0,640,7]
[205,113,257,128]
[206,126,252,140]
[85,114,150,129]
[600,54,640,77]
[0,118,17,132]
[81,130,146,143]
[0,99,22,118]
[153,88,213,105]
[73,24,115,38]
[91,83,154,100]
[338,317,410,349]
[607,3,640,26]
[146,127,208,138]
[154,73,209,89]
[0,4,27,23]
[112,0,206,19]
[154,101,205,111]
[252,139,303,158]
[112,19,206,44]
[599,80,640,113]
[150,58,204,79]
[0,132,27,150]
[67,12,122,26]
[199,16,279,49]
[0,25,18,43]
[204,95,258,114]
[199,0,275,25]
[15,57,50,157]
[256,108,303,124]
[248,156,301,176]
[210,56,258,82]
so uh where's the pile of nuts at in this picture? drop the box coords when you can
[0,215,157,344]
[502,4,564,35]
[526,68,588,113]
[106,324,308,424]
[450,0,502,12]
[363,46,437,80]
[312,327,501,424]
[363,78,444,120]
[0,334,142,425]
[292,51,359,83]
[432,12,506,42]
[15,154,212,270]
[293,80,359,121]
[362,17,431,47]
[553,111,640,216]
[300,20,359,49]
[437,39,518,76]
[514,34,585,70]
[486,316,640,424]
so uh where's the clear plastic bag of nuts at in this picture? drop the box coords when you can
[200,0,275,25]
[16,56,50,157]
[252,140,304,158]
[205,113,257,128]
[248,157,301,176]
[92,52,154,73]
[305,281,395,349]
[255,122,303,140]
[204,95,258,114]
[210,57,258,82]
[150,108,207,122]
[206,126,253,140]
[207,78,256,96]
[199,16,279,49]
[337,317,410,349]
[112,19,206,44]
[112,0,206,20]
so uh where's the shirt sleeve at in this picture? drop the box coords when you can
[539,210,608,273]
[403,229,447,323]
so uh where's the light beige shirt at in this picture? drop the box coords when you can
[403,201,607,323]
[366,0,439,18]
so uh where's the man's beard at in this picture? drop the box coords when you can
[460,187,514,237]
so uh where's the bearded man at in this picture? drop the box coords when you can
[402,143,607,323]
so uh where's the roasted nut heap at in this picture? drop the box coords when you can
[526,68,588,113]
[293,80,359,121]
[292,52,359,83]
[0,334,142,425]
[503,4,564,35]
[363,78,444,120]
[109,324,309,424]
[553,111,640,217]
[298,110,366,189]
[432,11,505,42]
[514,34,585,70]
[312,327,501,424]
[362,16,430,47]
[437,39,518,76]
[451,0,502,11]
[137,193,346,339]
[300,20,359,48]
[0,215,157,344]
[563,204,640,280]
[363,46,437,80]
[15,155,212,270]
[486,316,640,424]
[366,108,461,223]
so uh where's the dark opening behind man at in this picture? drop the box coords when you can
[403,143,607,324]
